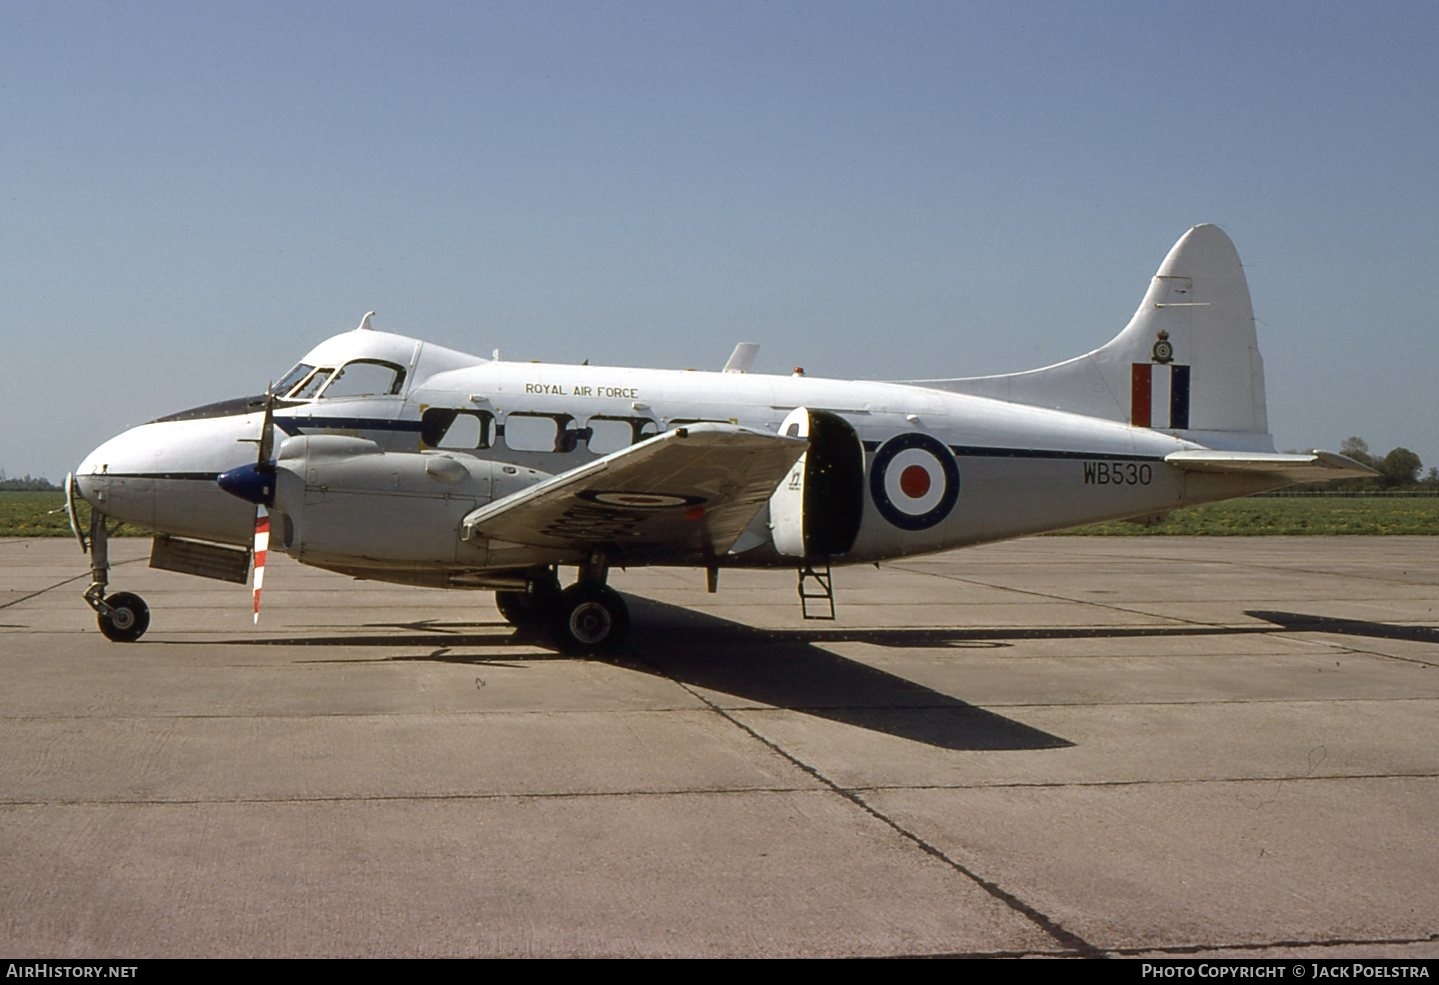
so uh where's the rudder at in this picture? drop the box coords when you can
[916,225,1271,448]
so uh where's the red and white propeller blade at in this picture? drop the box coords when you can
[252,505,269,623]
[251,386,276,625]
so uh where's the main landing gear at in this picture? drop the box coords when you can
[74,491,152,643]
[494,568,561,629]
[495,556,630,656]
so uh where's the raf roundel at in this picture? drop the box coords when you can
[578,490,705,509]
[869,433,960,531]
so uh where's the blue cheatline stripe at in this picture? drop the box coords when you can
[276,417,426,435]
[83,472,222,481]
[951,445,1163,462]
[861,441,1162,462]
[1169,365,1191,430]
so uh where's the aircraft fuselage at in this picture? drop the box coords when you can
[76,341,1272,576]
[72,227,1368,648]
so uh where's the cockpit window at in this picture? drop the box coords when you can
[274,363,316,397]
[291,368,333,400]
[318,360,406,399]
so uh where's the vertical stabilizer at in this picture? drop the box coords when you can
[917,225,1271,448]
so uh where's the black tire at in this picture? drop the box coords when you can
[97,592,150,643]
[494,590,534,626]
[547,584,629,655]
[494,569,561,627]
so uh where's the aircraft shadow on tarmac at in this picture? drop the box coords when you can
[1247,610,1439,645]
[181,596,1313,752]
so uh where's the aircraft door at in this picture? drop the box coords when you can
[768,408,864,560]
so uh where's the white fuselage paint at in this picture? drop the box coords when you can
[75,329,1277,582]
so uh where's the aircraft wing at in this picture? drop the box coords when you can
[461,423,807,559]
[1164,450,1376,483]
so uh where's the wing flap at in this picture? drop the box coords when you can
[1164,449,1376,483]
[461,424,807,557]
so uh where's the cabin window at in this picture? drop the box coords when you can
[421,409,493,450]
[319,360,406,399]
[557,421,581,453]
[502,413,563,452]
[586,416,657,454]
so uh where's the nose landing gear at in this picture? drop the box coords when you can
[95,591,151,643]
[71,477,151,643]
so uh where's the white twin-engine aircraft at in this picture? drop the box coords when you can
[69,225,1371,652]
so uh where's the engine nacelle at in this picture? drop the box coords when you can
[269,435,548,568]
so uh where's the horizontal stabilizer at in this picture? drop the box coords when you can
[462,424,806,557]
[1164,450,1376,484]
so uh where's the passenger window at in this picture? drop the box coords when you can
[320,360,405,399]
[421,409,493,450]
[557,422,581,453]
[503,414,560,452]
[586,417,642,455]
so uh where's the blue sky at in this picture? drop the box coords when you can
[5,1,1437,482]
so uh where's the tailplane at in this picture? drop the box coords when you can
[916,225,1270,449]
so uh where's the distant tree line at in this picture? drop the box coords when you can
[1326,437,1438,491]
[0,472,60,491]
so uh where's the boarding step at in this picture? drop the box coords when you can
[797,563,836,620]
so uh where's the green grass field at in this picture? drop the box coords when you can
[1053,496,1439,536]
[0,492,88,537]
[4,491,1438,538]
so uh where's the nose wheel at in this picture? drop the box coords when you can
[76,490,153,643]
[96,592,151,643]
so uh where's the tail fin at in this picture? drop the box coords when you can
[917,225,1271,449]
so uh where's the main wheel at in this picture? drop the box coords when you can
[97,592,150,643]
[547,584,630,655]
[494,569,561,627]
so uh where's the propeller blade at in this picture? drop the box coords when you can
[219,389,279,509]
[252,505,269,624]
[251,393,275,624]
[257,386,276,466]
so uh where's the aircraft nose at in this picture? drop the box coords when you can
[74,427,161,524]
[73,414,266,545]
[73,467,106,509]
[76,428,153,480]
